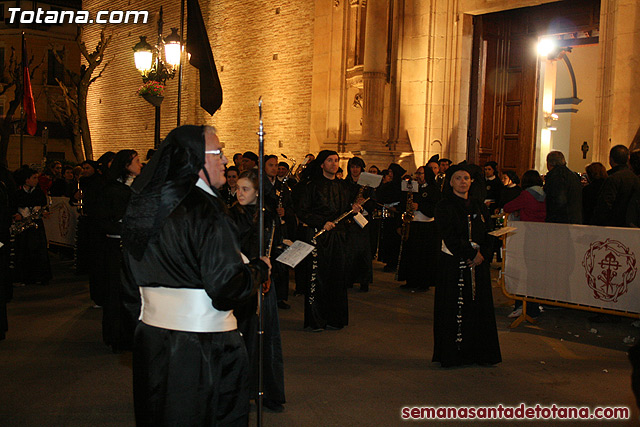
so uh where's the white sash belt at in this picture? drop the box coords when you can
[140,287,237,333]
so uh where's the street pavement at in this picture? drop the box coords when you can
[0,252,638,426]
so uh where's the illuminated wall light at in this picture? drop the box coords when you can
[544,112,559,130]
[164,28,182,68]
[134,51,153,74]
[537,38,556,57]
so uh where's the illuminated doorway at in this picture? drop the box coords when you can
[535,34,599,174]
[468,0,600,176]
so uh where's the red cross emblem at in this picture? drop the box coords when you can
[583,239,637,302]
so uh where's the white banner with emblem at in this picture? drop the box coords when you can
[43,196,79,247]
[504,221,640,314]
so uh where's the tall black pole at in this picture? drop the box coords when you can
[256,97,265,427]
[155,8,163,148]
[154,106,161,148]
[177,0,184,126]
[20,32,25,166]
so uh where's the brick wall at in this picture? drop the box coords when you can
[82,0,314,164]
[82,0,183,159]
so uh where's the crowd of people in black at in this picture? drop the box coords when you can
[0,150,145,348]
[1,129,640,421]
[1,144,639,339]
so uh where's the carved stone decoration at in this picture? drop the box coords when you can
[346,66,364,89]
[334,0,340,7]
[353,92,363,109]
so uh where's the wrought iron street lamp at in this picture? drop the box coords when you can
[132,7,182,148]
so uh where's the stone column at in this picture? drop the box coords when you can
[361,0,388,145]
[595,0,640,162]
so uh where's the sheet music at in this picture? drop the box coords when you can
[353,212,368,228]
[276,240,315,268]
[357,172,383,188]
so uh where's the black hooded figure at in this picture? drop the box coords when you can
[121,125,269,426]
[433,164,501,368]
[293,150,354,330]
[375,162,406,271]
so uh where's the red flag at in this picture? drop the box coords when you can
[186,0,222,115]
[22,34,37,136]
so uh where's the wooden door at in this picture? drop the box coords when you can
[472,11,537,177]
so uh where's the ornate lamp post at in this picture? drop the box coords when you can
[133,7,181,148]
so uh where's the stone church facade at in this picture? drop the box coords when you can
[82,0,640,174]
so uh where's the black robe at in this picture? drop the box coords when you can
[432,194,501,367]
[344,176,374,289]
[264,177,295,301]
[97,179,135,352]
[375,179,403,267]
[228,203,286,406]
[295,175,351,329]
[397,182,441,289]
[0,179,12,340]
[220,183,238,208]
[0,168,16,302]
[122,187,269,426]
[14,186,52,285]
[75,173,108,306]
[485,176,503,213]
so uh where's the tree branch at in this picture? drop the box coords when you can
[89,54,113,85]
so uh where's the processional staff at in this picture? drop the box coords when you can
[256,97,265,427]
